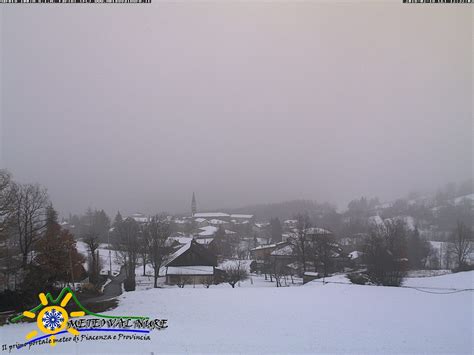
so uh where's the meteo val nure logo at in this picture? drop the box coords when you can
[2,287,167,352]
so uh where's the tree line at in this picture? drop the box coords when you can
[258,212,472,287]
[111,214,172,290]
[0,170,85,310]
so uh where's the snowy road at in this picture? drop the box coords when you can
[81,266,126,305]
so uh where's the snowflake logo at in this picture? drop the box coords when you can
[21,292,85,347]
[42,308,64,331]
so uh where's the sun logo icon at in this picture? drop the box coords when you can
[22,292,85,347]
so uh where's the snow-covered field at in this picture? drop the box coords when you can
[1,272,472,354]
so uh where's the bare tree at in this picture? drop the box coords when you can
[294,214,311,274]
[138,224,149,276]
[115,217,140,291]
[271,258,285,287]
[0,170,14,235]
[175,274,192,288]
[223,260,248,288]
[449,221,473,269]
[0,170,17,290]
[11,183,49,266]
[311,233,339,277]
[83,232,100,284]
[146,216,172,288]
[363,221,408,286]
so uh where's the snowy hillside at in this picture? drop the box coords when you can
[1,272,472,353]
[76,241,122,276]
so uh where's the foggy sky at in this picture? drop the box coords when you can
[1,2,472,217]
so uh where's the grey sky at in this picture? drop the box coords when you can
[1,2,472,216]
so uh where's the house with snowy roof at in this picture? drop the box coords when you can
[193,212,230,220]
[193,212,254,224]
[166,232,193,247]
[162,240,218,285]
[196,225,218,237]
[230,214,254,221]
[283,219,298,228]
[194,218,209,228]
[129,213,149,224]
[250,242,289,262]
[208,219,230,228]
[305,227,333,237]
[270,243,297,259]
[248,241,299,275]
[189,194,254,224]
[252,222,269,234]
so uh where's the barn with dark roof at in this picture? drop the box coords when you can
[163,239,218,285]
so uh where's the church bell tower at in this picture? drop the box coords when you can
[191,192,197,216]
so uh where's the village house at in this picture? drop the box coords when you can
[162,240,218,286]
[194,226,219,242]
[250,242,290,274]
[340,233,369,255]
[250,242,287,261]
[129,212,149,224]
[207,219,230,229]
[340,233,369,247]
[305,227,333,239]
[194,218,209,228]
[192,212,254,224]
[283,219,298,229]
[269,243,299,276]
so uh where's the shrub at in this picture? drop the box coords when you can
[453,263,474,273]
[80,282,101,296]
[347,272,369,285]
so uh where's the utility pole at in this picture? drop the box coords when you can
[108,232,112,276]
[96,250,100,281]
[439,243,442,270]
[191,192,197,217]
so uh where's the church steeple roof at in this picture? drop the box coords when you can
[191,192,197,216]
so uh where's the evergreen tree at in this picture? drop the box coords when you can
[114,211,123,227]
[92,209,110,242]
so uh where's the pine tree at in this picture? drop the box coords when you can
[114,211,123,227]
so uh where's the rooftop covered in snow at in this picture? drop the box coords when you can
[193,212,230,218]
[197,225,218,236]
